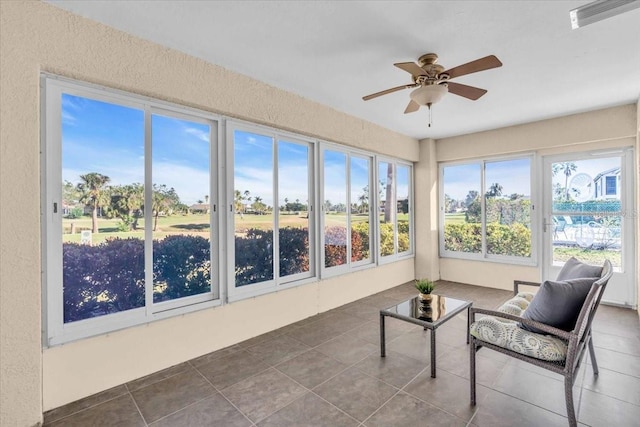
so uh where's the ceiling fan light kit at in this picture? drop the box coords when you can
[410,85,448,107]
[410,85,448,127]
[569,0,640,29]
[362,53,502,127]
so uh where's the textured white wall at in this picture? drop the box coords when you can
[414,139,440,281]
[437,104,636,162]
[0,2,417,423]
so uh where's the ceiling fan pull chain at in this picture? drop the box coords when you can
[428,103,432,127]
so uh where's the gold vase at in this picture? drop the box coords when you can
[418,293,432,302]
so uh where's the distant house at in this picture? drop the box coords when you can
[190,203,210,214]
[593,167,621,199]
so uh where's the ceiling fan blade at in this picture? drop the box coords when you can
[443,55,502,79]
[404,100,420,114]
[362,84,417,101]
[394,62,426,77]
[446,82,487,100]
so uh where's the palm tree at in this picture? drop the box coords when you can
[152,184,179,231]
[384,163,394,222]
[358,192,368,213]
[77,173,111,233]
[552,162,577,201]
[486,182,503,198]
[109,183,143,230]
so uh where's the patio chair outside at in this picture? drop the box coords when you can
[469,259,613,427]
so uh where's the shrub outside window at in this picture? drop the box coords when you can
[440,156,534,263]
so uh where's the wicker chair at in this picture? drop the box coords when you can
[469,260,613,427]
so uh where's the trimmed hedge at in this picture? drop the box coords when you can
[63,235,212,322]
[444,222,531,256]
[63,222,408,322]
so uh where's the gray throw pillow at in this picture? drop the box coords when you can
[556,257,602,281]
[521,277,597,333]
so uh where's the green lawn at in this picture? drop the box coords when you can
[553,247,621,269]
[63,211,411,244]
[444,213,467,224]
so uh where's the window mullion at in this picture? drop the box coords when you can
[144,107,154,315]
[346,153,352,267]
[480,161,487,257]
[273,138,280,283]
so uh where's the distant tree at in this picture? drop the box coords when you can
[486,182,503,198]
[62,180,80,206]
[465,198,481,223]
[108,183,144,230]
[384,164,394,222]
[444,194,455,213]
[553,162,577,201]
[358,186,369,213]
[77,173,111,233]
[465,190,479,208]
[152,184,180,231]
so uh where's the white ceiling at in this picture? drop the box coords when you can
[47,1,640,140]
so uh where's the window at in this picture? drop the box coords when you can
[378,160,414,260]
[350,156,372,263]
[43,77,219,345]
[605,176,617,195]
[322,147,374,273]
[229,125,314,299]
[43,76,414,344]
[440,156,534,263]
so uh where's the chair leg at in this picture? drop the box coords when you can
[588,336,599,375]
[564,376,578,427]
[470,339,477,405]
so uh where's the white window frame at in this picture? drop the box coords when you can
[42,75,222,346]
[319,143,376,278]
[226,121,317,302]
[377,157,415,264]
[438,154,538,266]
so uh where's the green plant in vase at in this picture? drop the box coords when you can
[415,278,435,302]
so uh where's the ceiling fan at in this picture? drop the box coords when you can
[363,53,502,125]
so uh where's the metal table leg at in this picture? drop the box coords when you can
[430,328,436,378]
[380,313,386,357]
[467,306,471,344]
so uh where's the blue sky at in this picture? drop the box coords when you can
[444,159,531,201]
[62,94,212,205]
[63,94,406,208]
[444,157,621,202]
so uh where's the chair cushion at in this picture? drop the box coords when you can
[470,316,568,361]
[520,277,596,333]
[556,257,603,280]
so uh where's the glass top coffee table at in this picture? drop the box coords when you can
[380,294,472,378]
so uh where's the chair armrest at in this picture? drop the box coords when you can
[513,279,541,295]
[469,307,572,340]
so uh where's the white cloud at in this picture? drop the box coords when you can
[184,127,209,143]
[153,162,210,205]
[62,110,77,126]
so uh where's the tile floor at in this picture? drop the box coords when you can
[43,281,640,426]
